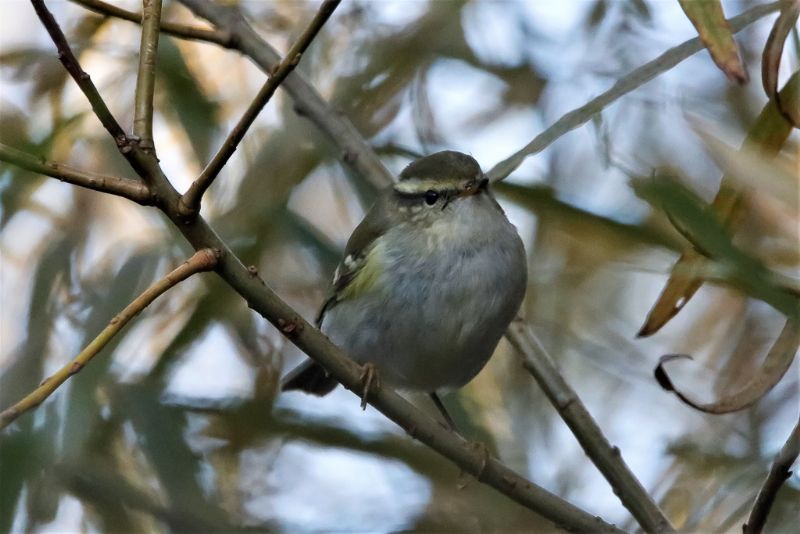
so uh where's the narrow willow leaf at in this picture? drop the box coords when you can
[678,0,748,83]
[634,174,799,320]
[638,70,800,336]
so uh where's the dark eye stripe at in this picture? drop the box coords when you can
[393,188,459,202]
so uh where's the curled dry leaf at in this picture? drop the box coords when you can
[654,320,800,414]
[762,0,800,127]
[678,0,748,83]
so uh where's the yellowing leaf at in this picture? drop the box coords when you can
[678,0,748,83]
[638,70,800,336]
[762,0,800,126]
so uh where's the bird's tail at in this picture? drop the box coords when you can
[281,360,338,395]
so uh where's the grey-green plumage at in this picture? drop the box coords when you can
[282,151,527,395]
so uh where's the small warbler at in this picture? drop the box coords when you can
[282,151,526,421]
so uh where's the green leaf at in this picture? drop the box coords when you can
[633,173,799,320]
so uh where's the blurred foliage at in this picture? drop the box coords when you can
[0,0,798,532]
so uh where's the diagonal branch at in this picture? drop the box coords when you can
[13,10,628,531]
[30,0,128,147]
[178,0,341,217]
[743,419,800,534]
[133,0,163,152]
[486,1,782,182]
[0,142,152,204]
[71,0,234,46]
[507,319,675,533]
[179,0,398,190]
[0,249,220,431]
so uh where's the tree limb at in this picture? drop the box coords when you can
[743,419,800,534]
[70,0,396,190]
[30,0,153,181]
[178,0,341,217]
[177,0,397,190]
[72,0,233,46]
[133,0,163,152]
[0,142,152,204]
[11,10,629,531]
[31,0,128,147]
[0,249,220,431]
[506,319,675,534]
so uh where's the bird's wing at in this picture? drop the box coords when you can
[315,190,396,326]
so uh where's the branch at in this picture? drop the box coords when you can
[30,0,128,147]
[23,16,626,531]
[22,2,683,529]
[0,142,152,204]
[133,0,163,151]
[744,419,800,534]
[0,249,219,431]
[178,0,341,217]
[506,319,675,533]
[71,0,234,46]
[183,0,399,190]
[486,1,782,182]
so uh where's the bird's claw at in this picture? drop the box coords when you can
[359,362,380,410]
[457,441,492,488]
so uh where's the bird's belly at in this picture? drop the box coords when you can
[321,240,525,391]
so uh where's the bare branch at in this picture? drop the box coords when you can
[177,0,396,190]
[178,0,342,217]
[0,143,152,204]
[744,420,800,534]
[30,0,128,147]
[133,0,163,151]
[71,0,233,47]
[486,1,782,182]
[0,249,220,431]
[507,319,675,534]
[25,2,673,528]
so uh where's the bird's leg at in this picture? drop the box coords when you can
[359,362,380,410]
[429,392,461,435]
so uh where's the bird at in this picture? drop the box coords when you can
[282,150,527,427]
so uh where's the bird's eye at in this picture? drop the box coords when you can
[424,190,439,205]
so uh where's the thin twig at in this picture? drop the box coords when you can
[0,249,219,431]
[133,0,163,152]
[178,0,397,190]
[30,0,128,147]
[71,0,233,47]
[743,419,800,534]
[0,142,152,204]
[486,1,782,182]
[178,0,341,217]
[506,319,676,533]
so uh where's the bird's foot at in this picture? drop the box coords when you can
[457,441,492,489]
[359,362,380,410]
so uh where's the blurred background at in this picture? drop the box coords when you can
[1,0,798,531]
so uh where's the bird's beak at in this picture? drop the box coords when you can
[459,177,489,197]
